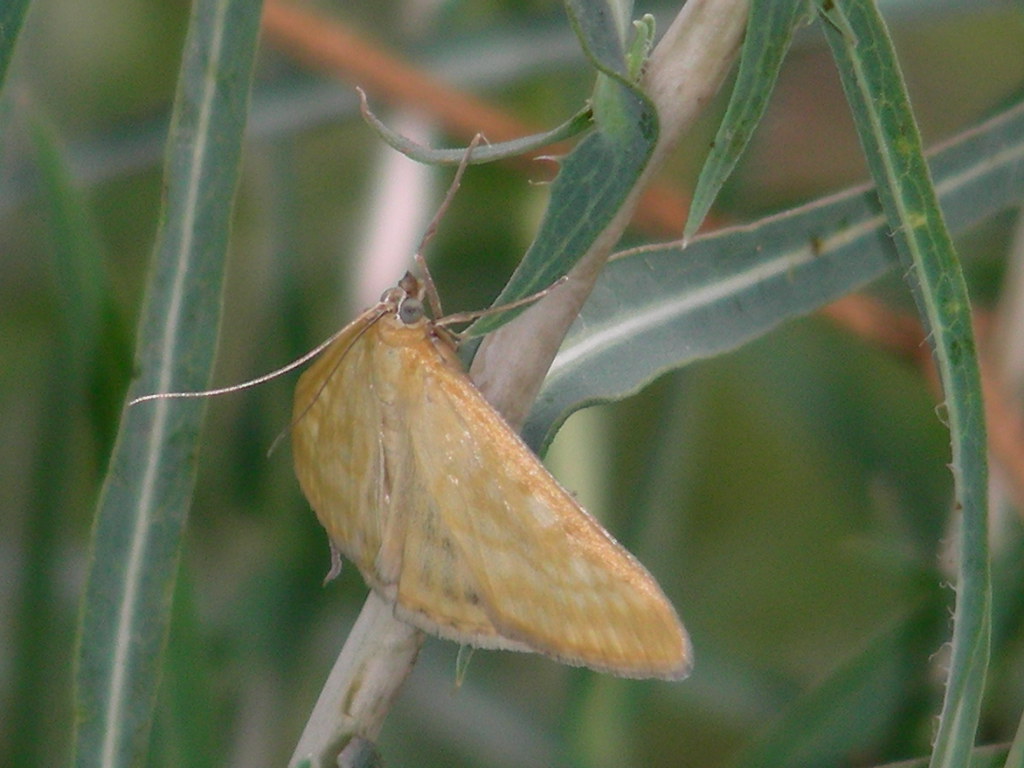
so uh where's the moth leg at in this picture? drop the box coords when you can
[323,540,344,585]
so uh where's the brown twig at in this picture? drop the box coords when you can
[261,0,528,148]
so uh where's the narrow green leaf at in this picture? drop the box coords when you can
[684,0,809,240]
[71,0,264,766]
[30,115,116,382]
[360,92,594,165]
[29,114,132,445]
[524,97,1024,451]
[466,0,659,337]
[6,111,121,768]
[0,0,30,94]
[816,3,991,768]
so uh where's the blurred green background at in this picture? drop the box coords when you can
[2,1,1024,766]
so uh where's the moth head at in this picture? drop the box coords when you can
[379,272,428,326]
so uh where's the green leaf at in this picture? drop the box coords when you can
[466,0,659,337]
[523,96,1024,451]
[0,0,30,94]
[6,110,125,768]
[30,114,133,445]
[566,0,632,82]
[70,0,264,766]
[817,3,991,768]
[360,91,594,165]
[684,0,809,240]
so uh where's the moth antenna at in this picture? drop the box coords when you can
[414,134,485,319]
[412,251,441,318]
[269,307,389,456]
[436,275,569,331]
[128,324,362,407]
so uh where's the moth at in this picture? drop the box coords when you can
[290,271,692,680]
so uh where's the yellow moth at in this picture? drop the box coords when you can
[291,272,692,680]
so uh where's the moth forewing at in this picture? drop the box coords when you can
[406,349,690,679]
[292,304,390,579]
[291,275,692,680]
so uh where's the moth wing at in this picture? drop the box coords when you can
[292,309,389,579]
[376,383,530,650]
[293,316,527,650]
[402,350,691,680]
[385,466,535,651]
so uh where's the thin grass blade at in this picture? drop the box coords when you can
[70,0,264,766]
[0,0,30,93]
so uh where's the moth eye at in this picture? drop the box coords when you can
[398,297,424,324]
[379,286,403,306]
